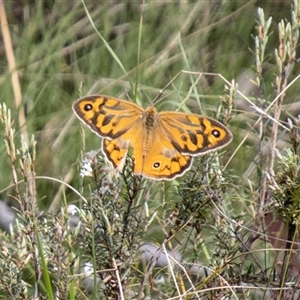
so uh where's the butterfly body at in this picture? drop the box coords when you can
[73,95,232,180]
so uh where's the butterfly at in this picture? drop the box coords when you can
[72,95,232,180]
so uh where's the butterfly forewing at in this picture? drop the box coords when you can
[72,95,144,140]
[159,111,232,155]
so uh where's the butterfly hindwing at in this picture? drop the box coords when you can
[140,143,193,180]
[102,138,129,171]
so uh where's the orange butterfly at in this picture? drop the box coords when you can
[73,95,232,180]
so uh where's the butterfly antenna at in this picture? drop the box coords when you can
[151,71,183,104]
[152,70,201,105]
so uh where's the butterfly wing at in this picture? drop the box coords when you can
[72,95,144,139]
[159,111,232,155]
[102,138,130,172]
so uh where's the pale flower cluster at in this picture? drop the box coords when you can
[80,157,94,178]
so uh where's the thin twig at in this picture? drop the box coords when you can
[162,243,182,299]
[112,258,124,300]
